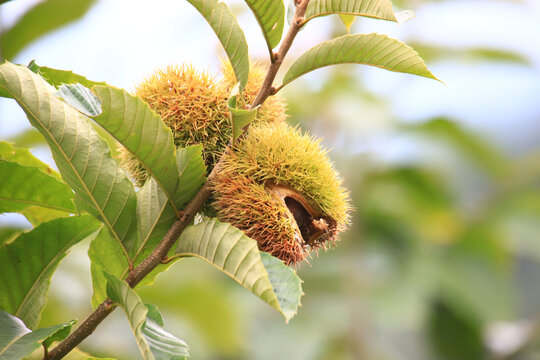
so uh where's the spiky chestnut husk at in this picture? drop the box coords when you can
[119,63,287,187]
[212,122,351,266]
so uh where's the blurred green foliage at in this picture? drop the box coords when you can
[0,0,97,60]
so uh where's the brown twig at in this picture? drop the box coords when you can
[45,1,310,359]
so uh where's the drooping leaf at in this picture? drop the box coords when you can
[228,84,258,143]
[281,33,439,88]
[0,312,75,360]
[0,216,99,329]
[0,62,138,255]
[304,0,397,24]
[174,145,207,209]
[242,0,285,51]
[0,0,97,60]
[186,0,249,89]
[176,219,303,321]
[57,83,102,117]
[0,160,75,214]
[28,61,107,88]
[91,85,179,208]
[105,274,189,360]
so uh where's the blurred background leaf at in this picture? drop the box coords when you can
[0,0,97,60]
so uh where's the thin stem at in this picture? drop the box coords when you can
[45,2,310,359]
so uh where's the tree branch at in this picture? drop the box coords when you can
[45,2,310,359]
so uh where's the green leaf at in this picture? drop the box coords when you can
[0,0,97,60]
[21,206,72,226]
[176,219,303,322]
[41,319,77,350]
[57,83,102,117]
[304,0,397,24]
[90,179,179,307]
[186,0,249,89]
[228,85,258,143]
[28,61,107,88]
[88,227,129,308]
[174,145,207,209]
[0,141,56,175]
[91,85,179,209]
[5,128,46,148]
[132,179,179,289]
[134,179,176,263]
[105,274,189,360]
[281,33,439,88]
[259,252,303,319]
[0,311,75,360]
[0,62,138,255]
[0,160,75,214]
[0,216,99,329]
[0,142,74,215]
[0,227,21,245]
[242,0,285,50]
